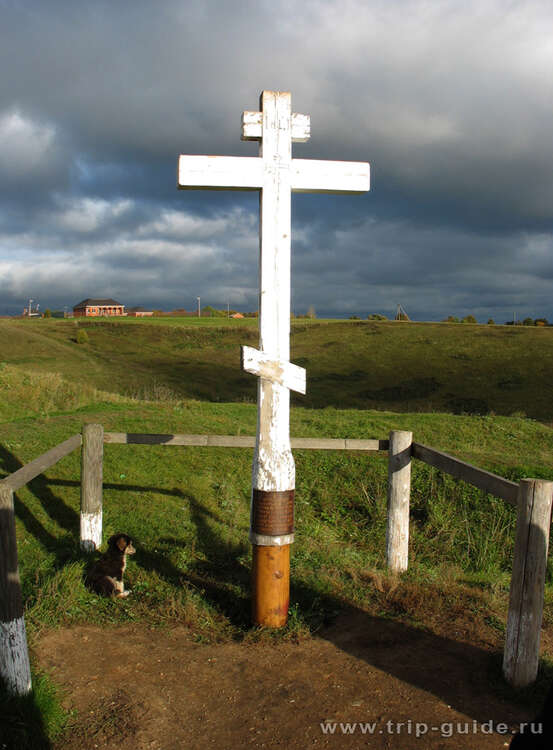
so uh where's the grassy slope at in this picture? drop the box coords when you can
[1,320,553,744]
[2,317,553,418]
[2,390,552,639]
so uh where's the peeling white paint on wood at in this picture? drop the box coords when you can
[80,423,103,550]
[178,153,370,194]
[241,345,306,394]
[386,430,412,573]
[291,159,370,194]
[249,531,295,545]
[80,510,102,551]
[0,616,32,695]
[178,155,263,191]
[253,91,295,494]
[178,89,370,537]
[241,110,310,142]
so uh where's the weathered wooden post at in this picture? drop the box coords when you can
[178,90,370,626]
[503,478,553,687]
[80,423,104,551]
[386,430,412,573]
[0,484,32,695]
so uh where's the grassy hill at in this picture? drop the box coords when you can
[1,317,553,745]
[1,316,553,419]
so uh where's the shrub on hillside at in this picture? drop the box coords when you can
[202,305,226,317]
[367,313,388,321]
[461,315,477,324]
[442,315,460,323]
[76,329,89,344]
[487,318,495,325]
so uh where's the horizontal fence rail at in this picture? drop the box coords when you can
[412,442,519,506]
[0,434,82,491]
[103,432,389,451]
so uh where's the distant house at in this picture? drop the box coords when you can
[127,306,154,318]
[231,312,244,319]
[73,298,126,317]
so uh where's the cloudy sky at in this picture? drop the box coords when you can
[1,0,552,320]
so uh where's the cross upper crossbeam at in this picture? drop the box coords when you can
[241,110,311,142]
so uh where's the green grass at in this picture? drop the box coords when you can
[2,400,552,640]
[2,317,553,418]
[1,320,553,744]
[0,669,70,749]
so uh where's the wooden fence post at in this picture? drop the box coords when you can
[80,424,104,551]
[386,430,413,573]
[503,478,553,687]
[0,485,32,695]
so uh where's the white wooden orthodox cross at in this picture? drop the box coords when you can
[178,90,370,626]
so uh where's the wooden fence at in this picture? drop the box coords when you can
[0,433,82,695]
[1,426,551,694]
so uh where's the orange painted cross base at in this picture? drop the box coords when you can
[251,545,290,628]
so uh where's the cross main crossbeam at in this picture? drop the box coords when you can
[178,156,369,194]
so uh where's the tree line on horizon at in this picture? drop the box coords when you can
[24,308,553,326]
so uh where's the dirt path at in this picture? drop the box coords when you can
[34,609,538,750]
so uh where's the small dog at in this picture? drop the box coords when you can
[85,533,136,598]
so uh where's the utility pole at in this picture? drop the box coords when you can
[197,296,201,317]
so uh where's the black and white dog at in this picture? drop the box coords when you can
[85,533,136,598]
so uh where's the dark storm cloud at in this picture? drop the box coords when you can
[0,0,552,319]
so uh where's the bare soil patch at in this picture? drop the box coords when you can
[34,608,538,750]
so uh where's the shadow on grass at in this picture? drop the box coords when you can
[123,487,252,630]
[0,444,82,568]
[0,679,52,750]
[33,478,252,630]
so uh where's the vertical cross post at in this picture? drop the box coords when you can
[250,92,296,627]
[178,90,370,627]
